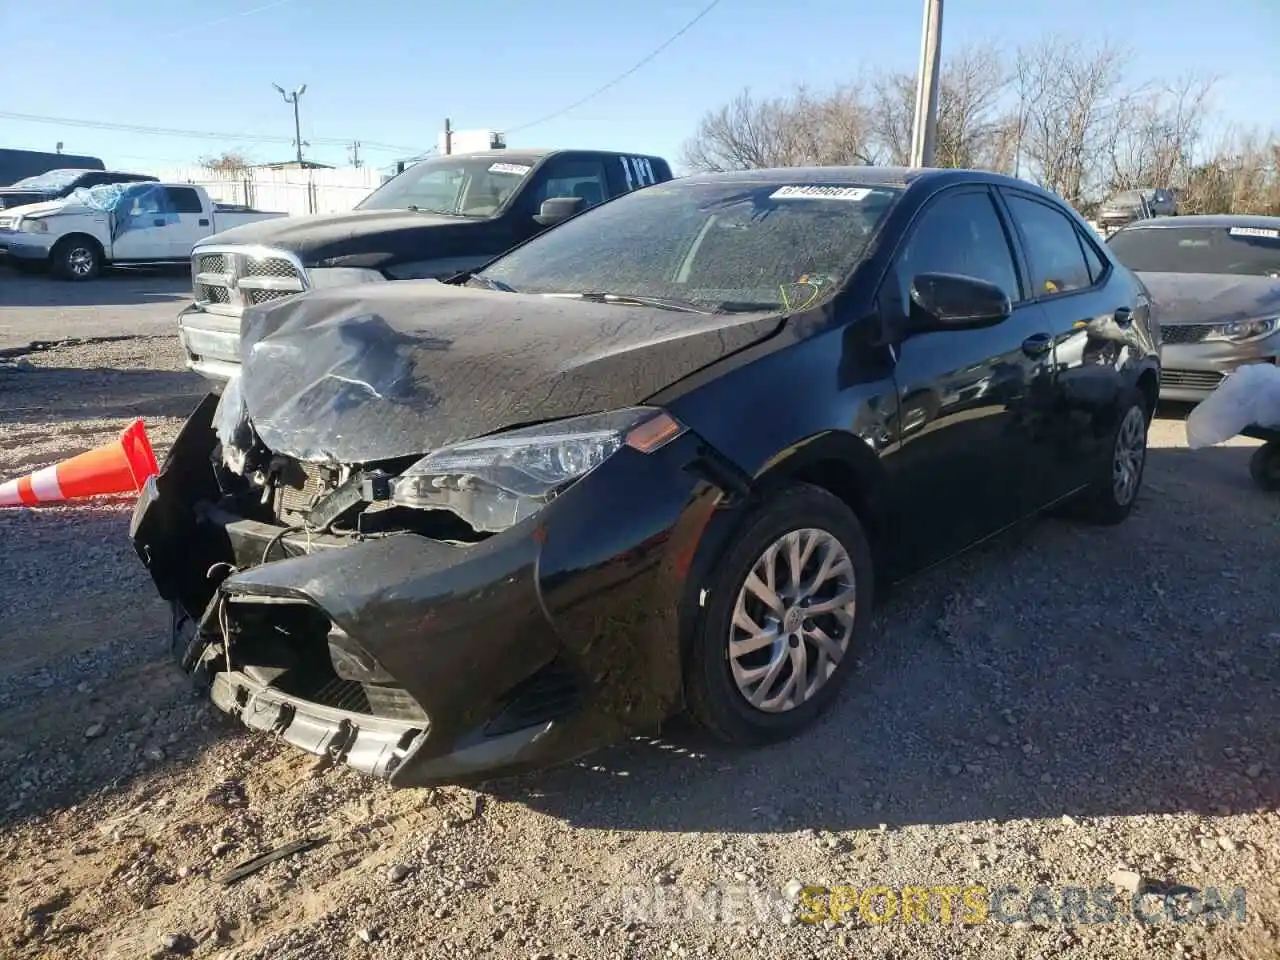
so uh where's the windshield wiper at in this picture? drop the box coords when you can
[546,292,713,314]
[460,273,518,292]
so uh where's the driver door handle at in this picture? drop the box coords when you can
[1022,332,1053,357]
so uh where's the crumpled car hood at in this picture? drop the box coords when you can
[238,280,783,464]
[1138,271,1280,325]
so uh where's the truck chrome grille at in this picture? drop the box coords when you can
[192,247,308,317]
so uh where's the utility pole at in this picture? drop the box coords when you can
[908,0,943,168]
[349,141,362,168]
[443,118,453,156]
[273,83,308,163]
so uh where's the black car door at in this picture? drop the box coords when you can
[998,189,1131,499]
[883,185,1057,571]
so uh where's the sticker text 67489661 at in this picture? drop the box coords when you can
[489,162,532,176]
[619,156,659,192]
[771,185,872,202]
[1228,226,1280,240]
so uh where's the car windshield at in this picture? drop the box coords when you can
[356,156,535,217]
[474,180,902,312]
[1108,225,1280,276]
[8,169,87,190]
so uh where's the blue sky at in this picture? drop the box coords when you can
[2,0,1277,173]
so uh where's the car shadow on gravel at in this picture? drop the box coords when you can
[0,265,190,308]
[0,365,207,426]
[490,444,1280,835]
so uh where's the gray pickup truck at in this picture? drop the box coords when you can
[179,148,673,383]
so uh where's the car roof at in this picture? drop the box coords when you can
[1120,213,1280,231]
[433,148,667,163]
[676,165,1049,193]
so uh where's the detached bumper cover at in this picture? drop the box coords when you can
[211,669,427,778]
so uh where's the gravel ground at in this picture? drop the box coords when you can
[0,287,1277,959]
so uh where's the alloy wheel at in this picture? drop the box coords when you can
[68,247,95,277]
[728,527,857,713]
[1112,405,1147,506]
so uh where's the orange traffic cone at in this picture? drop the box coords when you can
[0,419,159,507]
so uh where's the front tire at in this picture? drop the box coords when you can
[51,236,102,281]
[1249,441,1280,492]
[1069,387,1150,525]
[685,482,874,745]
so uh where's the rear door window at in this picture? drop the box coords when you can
[1004,193,1094,297]
[165,187,205,214]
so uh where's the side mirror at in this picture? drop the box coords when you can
[534,196,583,227]
[908,272,1012,331]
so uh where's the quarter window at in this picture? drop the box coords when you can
[1079,229,1108,283]
[895,190,1021,306]
[1005,194,1094,296]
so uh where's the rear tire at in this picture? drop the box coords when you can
[1067,386,1150,525]
[684,482,875,745]
[51,235,102,281]
[1249,441,1280,492]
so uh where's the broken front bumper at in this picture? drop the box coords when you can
[130,394,721,787]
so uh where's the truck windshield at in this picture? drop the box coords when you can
[8,169,87,190]
[475,180,902,311]
[1109,225,1280,276]
[356,156,534,217]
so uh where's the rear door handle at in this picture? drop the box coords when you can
[199,218,209,226]
[1022,332,1053,356]
[1114,307,1133,326]
[153,218,166,226]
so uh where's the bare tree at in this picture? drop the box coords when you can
[865,42,1013,169]
[679,33,1280,216]
[199,150,254,173]
[1107,75,1217,192]
[1013,37,1127,204]
[679,85,876,172]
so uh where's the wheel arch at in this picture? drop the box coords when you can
[675,430,893,670]
[1135,364,1159,416]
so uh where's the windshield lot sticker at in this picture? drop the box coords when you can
[1228,226,1280,239]
[489,162,532,176]
[771,185,872,201]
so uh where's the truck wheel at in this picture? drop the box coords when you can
[51,236,102,281]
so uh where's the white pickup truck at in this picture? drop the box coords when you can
[0,182,284,280]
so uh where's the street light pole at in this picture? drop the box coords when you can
[273,83,308,163]
[909,0,943,168]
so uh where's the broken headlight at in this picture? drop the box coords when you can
[389,408,685,533]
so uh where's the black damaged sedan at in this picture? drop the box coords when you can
[131,167,1160,786]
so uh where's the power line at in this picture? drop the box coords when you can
[0,110,427,155]
[503,0,724,134]
[158,0,295,41]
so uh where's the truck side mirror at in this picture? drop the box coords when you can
[534,196,583,227]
